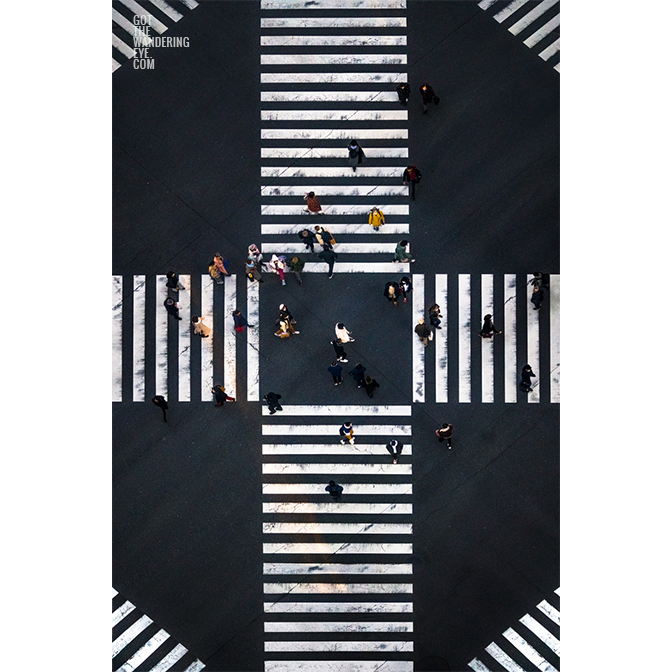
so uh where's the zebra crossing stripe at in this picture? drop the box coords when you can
[176,0,199,9]
[539,38,559,61]
[494,0,532,23]
[112,276,123,402]
[550,275,560,402]
[269,262,410,273]
[262,424,411,435]
[113,58,122,72]
[262,205,409,215]
[262,404,411,415]
[263,562,412,575]
[263,483,413,495]
[264,502,412,513]
[484,642,526,672]
[467,659,491,672]
[263,542,413,554]
[264,602,413,614]
[112,600,135,627]
[518,614,560,656]
[224,274,237,398]
[265,641,412,652]
[554,62,559,72]
[261,92,400,103]
[117,629,170,672]
[554,587,560,596]
[182,662,206,672]
[260,54,407,65]
[435,274,448,403]
[262,166,406,178]
[155,276,168,399]
[412,273,424,403]
[262,129,408,140]
[265,621,413,632]
[502,628,558,672]
[117,0,168,33]
[536,599,560,626]
[262,243,398,254]
[113,9,152,46]
[262,445,413,456]
[112,614,153,657]
[261,185,408,197]
[261,110,408,122]
[247,279,260,401]
[177,275,191,401]
[263,522,412,534]
[459,274,471,402]
[526,274,540,403]
[261,17,407,28]
[504,274,517,403]
[112,588,118,598]
[261,35,407,46]
[263,661,414,671]
[264,582,412,593]
[148,644,188,672]
[481,274,494,403]
[508,0,559,36]
[146,0,184,23]
[523,13,560,48]
[260,147,408,158]
[113,34,136,59]
[263,463,412,475]
[261,0,407,9]
[200,275,214,401]
[261,73,407,84]
[262,223,410,234]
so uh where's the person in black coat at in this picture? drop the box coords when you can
[531,272,550,291]
[328,361,343,385]
[264,392,283,414]
[163,297,182,320]
[384,281,401,307]
[415,318,432,346]
[428,303,442,329]
[326,480,344,500]
[399,276,413,303]
[531,285,544,310]
[386,440,404,464]
[347,139,366,172]
[396,82,410,105]
[349,363,367,388]
[363,375,380,399]
[479,314,501,339]
[420,83,436,113]
[152,395,168,422]
[519,365,536,393]
[212,386,235,406]
[298,228,316,253]
[402,165,422,200]
[318,247,338,279]
[331,339,348,363]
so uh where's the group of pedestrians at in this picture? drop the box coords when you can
[395,81,440,115]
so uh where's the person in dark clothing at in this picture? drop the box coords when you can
[402,165,422,200]
[363,375,380,399]
[331,339,348,363]
[163,297,182,320]
[530,272,550,291]
[314,225,334,250]
[326,480,344,500]
[318,247,338,279]
[520,365,536,393]
[165,272,184,294]
[435,423,453,448]
[264,392,283,414]
[386,439,404,464]
[347,139,366,172]
[233,309,251,332]
[399,276,413,303]
[428,303,442,329]
[152,395,168,422]
[531,285,544,310]
[212,386,235,406]
[415,318,432,346]
[339,422,355,445]
[349,363,367,388]
[420,82,437,113]
[328,361,344,385]
[479,314,501,339]
[384,281,401,307]
[298,228,317,253]
[290,256,305,285]
[278,304,298,330]
[396,82,410,105]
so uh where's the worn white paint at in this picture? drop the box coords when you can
[458,274,471,402]
[261,166,406,178]
[435,274,448,403]
[504,274,517,403]
[484,642,526,672]
[113,34,135,59]
[261,72,407,84]
[260,147,408,158]
[261,54,407,65]
[117,0,168,33]
[113,58,122,72]
[262,445,412,457]
[146,0,184,22]
[263,424,411,436]
[261,17,407,28]
[519,613,560,656]
[263,562,412,573]
[200,275,214,401]
[112,614,153,657]
[526,274,540,403]
[509,0,558,35]
[261,109,407,122]
[262,183,408,196]
[112,600,135,627]
[148,644,188,672]
[262,243,398,254]
[263,542,413,554]
[523,13,559,47]
[537,599,560,626]
[176,0,199,9]
[177,275,191,401]
[262,463,412,475]
[181,662,205,672]
[494,0,532,23]
[264,661,413,671]
[117,629,170,672]
[265,640,413,652]
[467,659,492,672]
[264,602,413,614]
[262,204,409,216]
[261,128,408,140]
[539,37,560,60]
[263,522,412,534]
[412,273,425,403]
[478,0,498,8]
[263,483,412,495]
[224,274,237,398]
[261,35,406,46]
[554,62,560,72]
[112,9,152,45]
[274,261,411,274]
[481,274,494,403]
[550,274,560,402]
[261,223,409,235]
[264,582,412,594]
[131,282,145,402]
[155,276,168,399]
[247,279,260,401]
[265,621,413,632]
[261,0,407,9]
[112,276,123,402]
[262,405,410,416]
[261,91,399,103]
[503,628,558,672]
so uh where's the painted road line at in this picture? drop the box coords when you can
[554,62,560,72]
[262,243,398,254]
[117,629,170,672]
[224,274,237,398]
[260,92,399,103]
[149,644,188,672]
[265,621,413,632]
[133,278,146,401]
[260,54,407,65]
[264,582,413,593]
[261,166,406,178]
[113,58,122,72]
[182,662,205,672]
[262,223,410,235]
[526,274,540,403]
[112,614,153,657]
[484,642,526,672]
[177,275,191,401]
[263,542,413,554]
[112,9,152,46]
[113,34,136,59]
[112,588,118,598]
[554,587,560,596]
[502,628,558,672]
[509,0,559,35]
[537,599,560,626]
[481,274,494,403]
[200,275,214,401]
[262,463,413,475]
[261,35,407,46]
[261,72,407,84]
[262,424,411,435]
[260,147,408,158]
[112,276,123,402]
[265,641,413,652]
[494,0,532,23]
[264,602,413,614]
[262,522,412,534]
[412,273,425,403]
[261,17,407,28]
[262,445,413,456]
[261,185,407,197]
[112,600,135,627]
[262,110,408,122]
[270,262,410,274]
[261,205,409,216]
[435,274,448,403]
[147,0,184,22]
[117,0,168,33]
[261,404,411,415]
[467,660,491,672]
[550,275,560,402]
[261,129,408,140]
[478,0,498,8]
[261,0,407,9]
[518,614,560,656]
[176,0,199,9]
[523,13,560,48]
[264,664,413,672]
[263,562,412,573]
[247,278,260,401]
[504,274,517,403]
[263,483,413,495]
[155,276,168,399]
[264,502,412,514]
[458,274,471,402]
[539,38,560,60]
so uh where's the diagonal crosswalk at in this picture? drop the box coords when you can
[477,0,560,72]
[468,587,560,672]
[112,589,205,672]
[262,404,414,670]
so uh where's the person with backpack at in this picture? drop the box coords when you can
[402,165,422,200]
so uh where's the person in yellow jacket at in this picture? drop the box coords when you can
[368,207,385,231]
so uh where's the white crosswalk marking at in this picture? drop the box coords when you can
[262,424,411,435]
[537,599,560,625]
[262,166,406,178]
[155,276,168,399]
[117,629,170,672]
[539,37,559,61]
[264,582,413,593]
[263,522,412,534]
[262,405,411,416]
[266,641,412,652]
[263,483,412,495]
[412,273,425,402]
[263,502,412,513]
[200,275,214,401]
[133,277,146,402]
[550,274,560,402]
[503,628,558,672]
[224,274,237,398]
[247,278,260,401]
[509,0,559,36]
[527,274,540,403]
[265,621,413,632]
[504,274,517,403]
[523,12,560,48]
[263,542,413,554]
[262,444,412,456]
[262,185,408,197]
[113,8,152,46]
[112,614,153,657]
[261,92,400,103]
[265,602,413,613]
[263,463,412,475]
[117,0,168,33]
[263,243,398,254]
[459,274,471,402]
[261,17,407,28]
[261,72,407,83]
[146,0,184,23]
[112,600,135,627]
[262,110,408,121]
[261,147,408,158]
[481,274,494,403]
[435,274,448,403]
[261,54,407,65]
[177,275,191,401]
[261,35,407,46]
[519,614,560,656]
[149,644,188,671]
[112,276,123,402]
[262,223,409,234]
[262,128,408,140]
[494,0,532,23]
[113,34,136,59]
[261,0,407,8]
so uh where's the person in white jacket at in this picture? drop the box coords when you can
[335,322,355,343]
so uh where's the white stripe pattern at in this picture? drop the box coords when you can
[177,275,191,401]
[263,483,412,495]
[412,273,425,402]
[262,404,411,416]
[435,274,448,403]
[200,275,214,401]
[247,278,260,401]
[262,445,412,456]
[132,276,146,402]
[481,274,494,403]
[458,274,471,402]
[155,276,168,399]
[527,274,540,403]
[504,274,517,403]
[263,561,413,572]
[224,274,237,398]
[112,276,123,402]
[265,621,413,632]
[264,602,412,613]
[264,663,413,672]
[262,223,409,234]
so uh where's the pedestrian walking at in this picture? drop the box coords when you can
[245,255,264,283]
[274,318,293,338]
[212,385,235,406]
[326,480,344,500]
[152,395,168,422]
[415,318,432,347]
[289,256,305,285]
[479,314,501,339]
[335,323,355,343]
[428,303,442,329]
[264,392,283,414]
[530,272,550,291]
[384,281,401,307]
[399,276,413,303]
[349,363,366,388]
[396,82,410,106]
[314,225,335,250]
[165,272,185,293]
[394,240,415,263]
[519,365,536,393]
[268,254,288,286]
[163,297,182,320]
[339,421,355,444]
[402,165,422,200]
[209,261,224,285]
[248,243,263,265]
[531,285,544,310]
[304,191,324,214]
[420,82,438,114]
[386,439,404,464]
[191,315,211,338]
[347,139,366,172]
[298,228,317,253]
[435,423,453,448]
[331,338,348,363]
[328,361,344,385]
[363,375,380,398]
[233,309,251,332]
[369,207,385,231]
[214,252,230,277]
[318,246,338,279]
[278,304,298,332]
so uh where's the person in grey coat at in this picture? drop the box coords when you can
[347,139,366,172]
